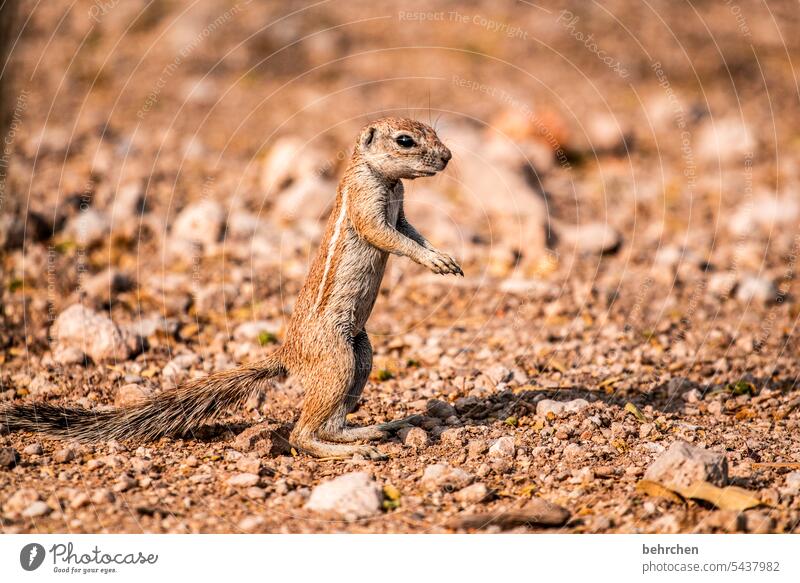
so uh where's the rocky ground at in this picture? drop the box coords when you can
[1,0,800,533]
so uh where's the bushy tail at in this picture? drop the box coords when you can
[0,351,286,441]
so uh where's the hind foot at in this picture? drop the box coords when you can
[319,414,424,443]
[292,435,387,460]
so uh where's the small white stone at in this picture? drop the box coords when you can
[23,443,43,456]
[170,199,225,248]
[401,427,429,448]
[644,441,728,490]
[70,492,90,509]
[536,399,565,417]
[454,482,490,504]
[51,304,138,363]
[238,515,265,532]
[21,501,51,518]
[559,222,621,255]
[115,384,151,407]
[736,276,777,304]
[65,208,110,247]
[226,473,260,488]
[304,472,383,521]
[782,471,800,496]
[420,463,473,492]
[488,436,516,459]
[697,117,754,164]
[113,474,137,493]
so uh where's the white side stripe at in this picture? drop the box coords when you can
[315,186,349,309]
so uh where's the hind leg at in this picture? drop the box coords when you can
[290,332,386,460]
[319,330,422,443]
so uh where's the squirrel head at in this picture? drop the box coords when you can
[355,117,452,180]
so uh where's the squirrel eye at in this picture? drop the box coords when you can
[395,135,416,148]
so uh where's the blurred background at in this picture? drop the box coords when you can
[2,0,799,361]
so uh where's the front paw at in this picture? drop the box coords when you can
[423,249,463,276]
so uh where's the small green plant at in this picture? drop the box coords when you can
[376,369,394,381]
[257,331,278,346]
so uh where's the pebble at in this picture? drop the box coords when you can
[586,113,629,152]
[53,448,75,464]
[682,389,702,403]
[113,182,147,218]
[113,474,138,493]
[83,269,134,301]
[735,276,777,304]
[304,472,383,520]
[644,441,729,490]
[70,492,90,509]
[401,427,429,448]
[562,443,584,460]
[23,443,43,456]
[51,304,138,363]
[730,195,800,234]
[438,427,464,447]
[536,398,590,417]
[246,487,267,500]
[234,422,278,453]
[260,136,330,195]
[559,222,621,255]
[467,439,488,460]
[91,488,115,504]
[238,515,265,532]
[426,399,457,419]
[487,436,515,459]
[0,447,20,469]
[454,482,490,504]
[115,383,152,407]
[236,456,262,475]
[697,117,754,164]
[162,352,201,378]
[420,463,474,493]
[273,176,335,222]
[743,511,774,534]
[170,199,225,247]
[707,272,737,297]
[484,364,511,384]
[781,472,800,496]
[53,345,88,366]
[227,473,261,488]
[22,501,52,518]
[4,488,40,513]
[65,208,110,247]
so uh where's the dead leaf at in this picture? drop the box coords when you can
[637,478,762,511]
[599,376,620,388]
[625,402,647,422]
[679,482,762,511]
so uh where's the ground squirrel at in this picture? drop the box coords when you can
[2,117,461,459]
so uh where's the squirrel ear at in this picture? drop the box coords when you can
[361,126,376,148]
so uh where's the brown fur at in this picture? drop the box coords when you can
[0,117,461,460]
